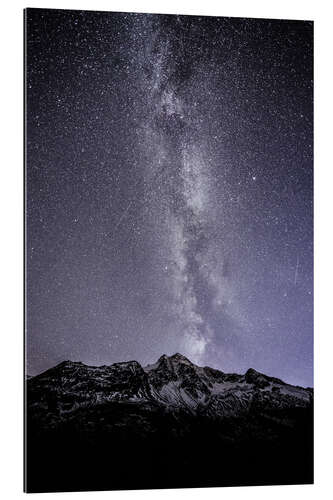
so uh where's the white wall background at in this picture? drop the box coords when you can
[0,0,332,498]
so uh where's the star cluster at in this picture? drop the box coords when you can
[26,9,313,387]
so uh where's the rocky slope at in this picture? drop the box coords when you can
[27,353,312,420]
[25,353,313,493]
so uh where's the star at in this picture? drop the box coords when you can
[25,8,313,388]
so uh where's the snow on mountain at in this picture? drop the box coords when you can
[26,353,314,492]
[27,353,312,421]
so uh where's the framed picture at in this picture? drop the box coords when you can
[24,7,313,493]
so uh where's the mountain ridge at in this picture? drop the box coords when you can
[26,352,313,492]
[27,353,312,420]
[28,353,312,389]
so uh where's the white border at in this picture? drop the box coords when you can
[1,1,332,498]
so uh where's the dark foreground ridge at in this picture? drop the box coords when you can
[25,354,313,492]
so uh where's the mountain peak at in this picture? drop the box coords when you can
[245,367,260,376]
[245,368,277,388]
[169,353,192,363]
[157,353,192,363]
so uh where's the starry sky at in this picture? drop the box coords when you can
[25,9,313,387]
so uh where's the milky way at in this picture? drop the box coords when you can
[25,9,313,386]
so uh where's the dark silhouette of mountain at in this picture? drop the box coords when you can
[25,354,313,492]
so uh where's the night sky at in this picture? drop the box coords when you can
[25,9,313,387]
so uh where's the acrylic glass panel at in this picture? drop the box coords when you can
[24,8,313,493]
